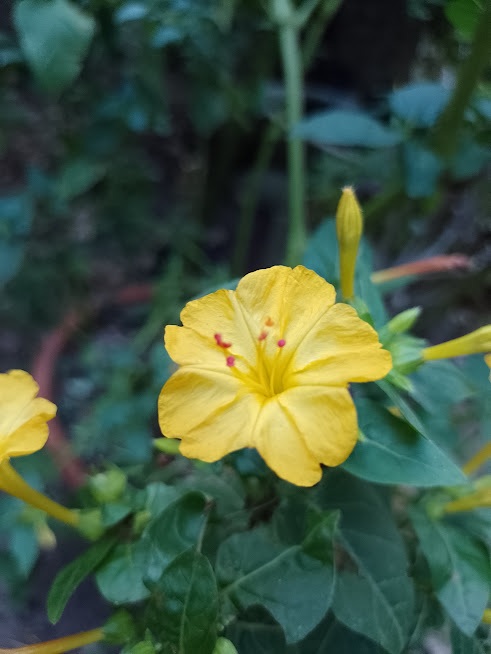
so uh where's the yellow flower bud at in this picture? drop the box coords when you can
[485,353,491,381]
[335,186,363,300]
[483,609,491,625]
[422,325,491,361]
[443,487,491,514]
[0,628,103,654]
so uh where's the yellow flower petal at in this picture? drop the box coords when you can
[289,303,392,386]
[165,325,225,368]
[254,387,357,487]
[158,368,258,460]
[0,370,56,461]
[236,265,336,352]
[254,397,322,487]
[278,386,358,467]
[180,288,256,363]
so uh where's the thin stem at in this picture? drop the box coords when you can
[0,461,79,527]
[302,0,343,68]
[277,3,306,266]
[0,629,103,654]
[432,0,491,158]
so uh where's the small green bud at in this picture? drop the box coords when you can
[213,638,239,654]
[89,467,127,503]
[103,609,137,644]
[386,307,421,334]
[133,509,151,535]
[77,508,104,541]
[154,438,181,455]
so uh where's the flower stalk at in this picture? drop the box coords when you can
[0,628,103,654]
[443,488,491,514]
[422,326,491,361]
[335,187,363,300]
[272,0,307,267]
[0,460,79,528]
[463,442,491,475]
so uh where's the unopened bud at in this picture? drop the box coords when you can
[89,467,127,504]
[154,437,181,455]
[335,187,363,299]
[387,307,421,334]
[213,638,239,654]
[423,325,491,361]
[103,610,137,644]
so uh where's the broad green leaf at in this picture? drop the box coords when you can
[343,399,465,486]
[377,379,429,438]
[226,606,290,654]
[410,507,491,635]
[95,540,151,604]
[217,514,338,644]
[295,613,381,653]
[450,140,490,180]
[403,142,442,198]
[293,111,402,148]
[389,83,451,127]
[48,534,118,623]
[14,0,95,94]
[451,622,487,653]
[96,492,207,604]
[318,471,414,654]
[146,549,218,654]
[409,360,474,411]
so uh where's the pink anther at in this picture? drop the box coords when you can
[277,339,286,347]
[214,333,231,348]
[226,356,235,367]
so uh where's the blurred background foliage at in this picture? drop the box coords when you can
[0,0,490,641]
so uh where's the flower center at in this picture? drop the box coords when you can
[214,318,288,398]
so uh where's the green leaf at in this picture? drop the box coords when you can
[47,534,118,624]
[225,607,289,654]
[294,111,402,148]
[389,83,451,127]
[445,0,483,41]
[297,613,385,653]
[217,516,338,644]
[343,399,465,486]
[450,622,487,654]
[14,0,95,94]
[377,379,429,438]
[403,142,442,198]
[318,471,414,654]
[410,507,491,635]
[96,492,207,604]
[146,549,218,654]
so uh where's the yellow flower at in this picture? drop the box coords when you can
[0,370,56,462]
[0,370,79,528]
[422,325,491,361]
[158,265,392,486]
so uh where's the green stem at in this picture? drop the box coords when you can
[277,3,306,266]
[432,0,491,158]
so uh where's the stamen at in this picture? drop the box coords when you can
[258,331,268,341]
[265,317,274,327]
[226,356,235,367]
[214,333,231,348]
[277,339,286,348]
